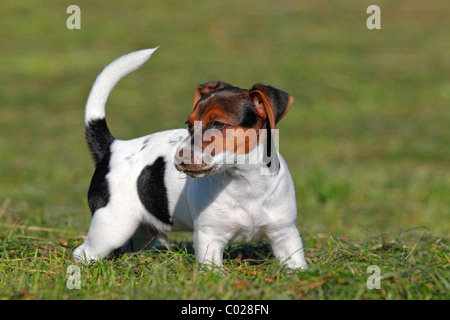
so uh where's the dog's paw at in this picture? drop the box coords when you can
[73,245,101,265]
[284,260,309,272]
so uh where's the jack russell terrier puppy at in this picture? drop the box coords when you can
[73,48,308,270]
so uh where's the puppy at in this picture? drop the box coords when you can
[73,48,308,270]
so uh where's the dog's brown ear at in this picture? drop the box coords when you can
[250,84,293,130]
[192,81,232,109]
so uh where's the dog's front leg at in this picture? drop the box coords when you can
[266,225,308,270]
[193,228,229,268]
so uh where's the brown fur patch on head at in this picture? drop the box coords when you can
[188,84,266,156]
[192,81,232,110]
[184,82,293,160]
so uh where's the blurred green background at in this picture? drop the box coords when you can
[0,0,449,239]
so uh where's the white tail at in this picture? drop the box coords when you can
[84,47,159,125]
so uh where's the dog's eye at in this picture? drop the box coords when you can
[209,121,228,130]
[185,120,193,130]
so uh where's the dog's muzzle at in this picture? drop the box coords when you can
[175,162,218,179]
[174,139,218,179]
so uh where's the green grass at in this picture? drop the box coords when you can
[0,0,449,300]
[1,225,448,299]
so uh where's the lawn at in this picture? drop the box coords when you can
[0,0,449,300]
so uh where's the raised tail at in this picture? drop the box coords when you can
[85,47,158,164]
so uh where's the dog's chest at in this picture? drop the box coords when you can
[215,186,269,244]
[227,204,267,244]
[186,170,276,243]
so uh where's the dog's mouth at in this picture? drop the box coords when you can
[175,164,218,179]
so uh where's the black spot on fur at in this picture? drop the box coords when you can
[137,157,172,225]
[85,119,114,165]
[86,119,114,214]
[87,153,111,214]
[139,137,150,152]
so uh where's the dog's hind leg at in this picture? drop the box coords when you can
[73,206,141,263]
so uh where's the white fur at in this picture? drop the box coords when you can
[85,47,158,124]
[74,48,308,270]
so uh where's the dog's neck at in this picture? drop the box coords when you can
[220,162,272,200]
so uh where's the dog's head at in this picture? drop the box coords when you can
[174,81,293,178]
